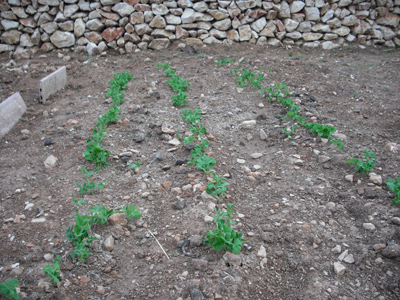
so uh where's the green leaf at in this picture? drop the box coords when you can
[0,279,19,300]
[123,205,141,219]
[43,256,61,286]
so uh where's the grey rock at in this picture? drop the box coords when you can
[333,262,346,275]
[279,1,290,18]
[50,31,75,48]
[238,24,252,41]
[41,21,58,34]
[305,7,320,21]
[86,19,104,31]
[112,3,134,17]
[86,42,100,56]
[74,18,85,37]
[251,17,266,32]
[1,30,20,44]
[382,244,400,259]
[290,1,305,13]
[213,18,231,30]
[104,235,114,252]
[284,19,299,32]
[1,20,19,31]
[193,1,208,12]
[63,4,79,18]
[148,38,170,50]
[166,14,182,24]
[152,4,169,15]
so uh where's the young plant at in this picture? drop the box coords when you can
[90,205,115,226]
[188,154,216,173]
[84,127,109,168]
[282,124,297,139]
[171,90,188,107]
[76,168,107,195]
[129,162,141,170]
[122,204,142,219]
[215,58,235,66]
[206,173,230,200]
[205,204,245,254]
[43,255,61,286]
[181,108,202,125]
[72,197,85,210]
[346,150,376,175]
[387,178,400,205]
[0,279,19,300]
[189,122,207,135]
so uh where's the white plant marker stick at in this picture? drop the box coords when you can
[148,229,170,261]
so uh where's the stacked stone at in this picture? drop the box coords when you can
[0,0,399,56]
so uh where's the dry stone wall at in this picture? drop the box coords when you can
[0,0,399,57]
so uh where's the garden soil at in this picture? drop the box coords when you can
[0,42,400,300]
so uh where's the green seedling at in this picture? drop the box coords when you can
[387,178,400,205]
[206,173,230,200]
[346,150,376,175]
[189,122,207,135]
[171,90,188,107]
[188,154,216,173]
[215,58,236,66]
[234,69,264,89]
[43,255,61,286]
[182,135,197,146]
[181,108,202,125]
[122,204,142,219]
[167,76,190,92]
[288,52,293,57]
[282,124,297,139]
[90,205,115,226]
[205,204,245,254]
[84,127,109,168]
[0,279,19,300]
[97,105,121,125]
[129,162,141,170]
[76,168,107,195]
[72,197,85,210]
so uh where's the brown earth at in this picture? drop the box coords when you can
[0,42,400,300]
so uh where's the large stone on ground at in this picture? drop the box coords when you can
[148,38,170,50]
[50,31,75,48]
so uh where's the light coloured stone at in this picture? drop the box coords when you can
[148,38,170,50]
[363,223,376,231]
[74,18,85,37]
[334,262,346,275]
[251,17,266,32]
[213,18,231,30]
[104,235,114,251]
[303,32,323,41]
[165,14,181,24]
[369,173,382,185]
[257,245,267,258]
[305,7,320,21]
[333,26,350,36]
[193,1,208,12]
[259,21,276,37]
[279,1,290,18]
[284,19,299,32]
[44,155,58,168]
[112,2,135,17]
[290,1,305,13]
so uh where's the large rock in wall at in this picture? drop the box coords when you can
[0,0,400,56]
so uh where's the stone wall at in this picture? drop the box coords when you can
[0,0,399,57]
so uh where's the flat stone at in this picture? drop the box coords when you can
[257,245,267,258]
[363,223,376,231]
[108,213,127,226]
[242,120,256,128]
[381,244,400,259]
[333,262,346,275]
[251,153,263,159]
[44,155,58,168]
[112,2,134,17]
[290,1,305,13]
[104,235,114,251]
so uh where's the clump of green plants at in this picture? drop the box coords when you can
[231,68,264,89]
[157,63,190,107]
[43,255,61,286]
[206,172,230,201]
[84,126,110,169]
[66,204,141,263]
[259,82,344,150]
[0,279,19,300]
[346,150,376,174]
[205,204,245,254]
[181,109,202,125]
[129,162,141,170]
[76,168,107,195]
[215,58,236,66]
[387,178,400,205]
[85,73,134,169]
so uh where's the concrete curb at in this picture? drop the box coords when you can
[0,92,27,139]
[39,66,67,104]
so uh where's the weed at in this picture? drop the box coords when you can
[43,255,61,286]
[346,150,376,174]
[206,173,230,200]
[198,53,204,57]
[282,124,297,139]
[288,52,293,57]
[384,86,390,90]
[0,279,19,300]
[387,178,400,205]
[97,105,121,125]
[76,168,107,195]
[129,162,141,170]
[205,204,245,254]
[189,122,207,135]
[72,196,85,210]
[215,58,236,66]
[166,76,190,93]
[90,205,115,225]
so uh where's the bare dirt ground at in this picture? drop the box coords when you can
[1,42,400,300]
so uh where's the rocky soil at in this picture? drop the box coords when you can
[0,42,400,300]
